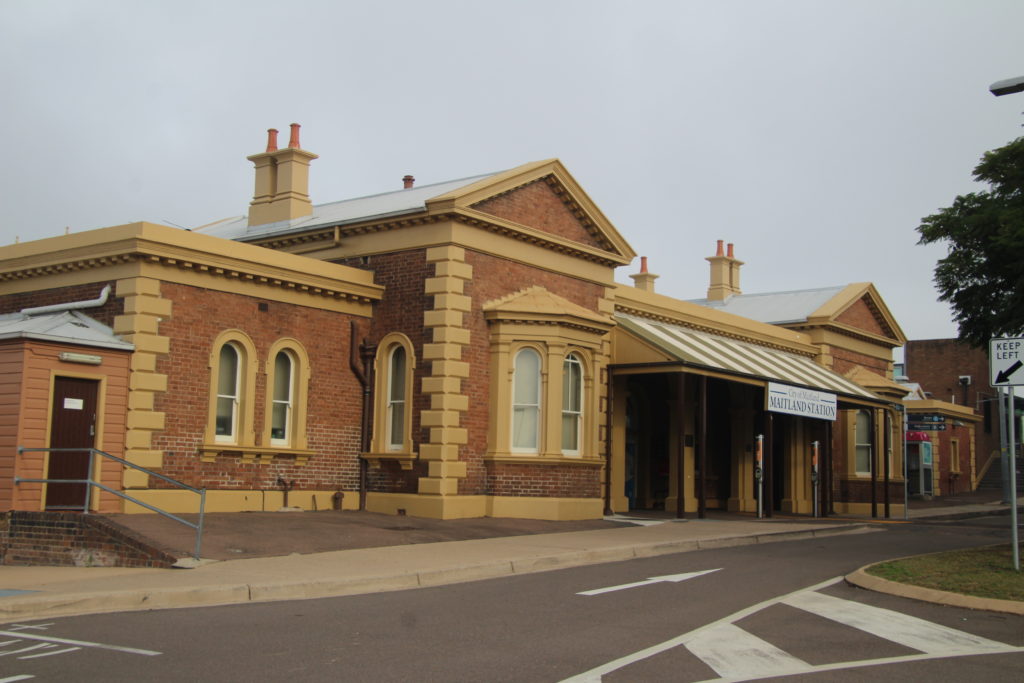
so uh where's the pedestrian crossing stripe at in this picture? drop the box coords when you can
[560,576,1024,683]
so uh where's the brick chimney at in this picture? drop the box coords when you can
[705,240,743,301]
[247,123,319,227]
[629,256,659,293]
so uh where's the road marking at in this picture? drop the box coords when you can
[0,644,53,658]
[560,576,846,682]
[685,623,810,679]
[4,625,53,632]
[0,676,35,682]
[19,647,81,660]
[559,576,1024,682]
[782,590,1014,655]
[577,569,721,596]
[0,632,160,657]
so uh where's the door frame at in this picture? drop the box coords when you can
[44,372,107,511]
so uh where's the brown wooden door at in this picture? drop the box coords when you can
[45,377,99,510]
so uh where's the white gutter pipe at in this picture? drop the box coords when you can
[20,285,112,316]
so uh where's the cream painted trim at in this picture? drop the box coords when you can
[262,338,312,452]
[484,454,604,466]
[363,492,604,520]
[805,282,907,345]
[205,329,258,455]
[301,220,618,288]
[614,284,817,354]
[0,221,382,305]
[489,328,606,461]
[124,488,360,513]
[116,276,170,478]
[903,399,981,421]
[424,158,636,262]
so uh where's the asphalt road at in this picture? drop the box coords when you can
[3,517,1021,682]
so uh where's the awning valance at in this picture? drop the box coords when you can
[615,313,880,402]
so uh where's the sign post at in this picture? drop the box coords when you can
[990,337,1022,571]
[755,434,764,520]
[811,440,820,518]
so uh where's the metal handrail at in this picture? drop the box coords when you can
[14,446,206,560]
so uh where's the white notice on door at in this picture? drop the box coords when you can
[63,398,84,410]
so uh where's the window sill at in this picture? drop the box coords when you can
[484,453,603,466]
[363,451,418,470]
[199,444,316,465]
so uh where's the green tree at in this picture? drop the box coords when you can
[918,137,1024,348]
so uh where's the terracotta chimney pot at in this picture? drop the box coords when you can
[715,239,724,257]
[288,123,302,149]
[266,128,279,153]
[727,243,734,259]
[403,175,415,189]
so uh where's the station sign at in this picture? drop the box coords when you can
[766,382,837,421]
[908,423,947,431]
[990,337,1024,387]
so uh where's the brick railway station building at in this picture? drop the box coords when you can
[0,125,981,521]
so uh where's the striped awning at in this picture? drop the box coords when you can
[616,313,879,402]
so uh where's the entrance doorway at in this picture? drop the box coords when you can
[45,377,99,510]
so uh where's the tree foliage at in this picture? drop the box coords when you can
[918,137,1024,348]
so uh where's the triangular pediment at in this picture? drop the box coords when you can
[807,283,906,344]
[483,286,613,332]
[427,159,635,265]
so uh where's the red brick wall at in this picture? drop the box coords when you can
[0,511,177,568]
[831,348,890,377]
[0,281,123,327]
[905,339,998,464]
[336,251,433,492]
[462,250,605,497]
[486,463,601,498]
[472,180,606,251]
[836,296,886,337]
[151,282,366,492]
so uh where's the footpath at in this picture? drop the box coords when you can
[1,493,1020,623]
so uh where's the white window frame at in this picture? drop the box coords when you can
[215,342,241,443]
[270,350,295,447]
[855,409,872,475]
[386,344,408,452]
[511,347,542,453]
[561,353,583,455]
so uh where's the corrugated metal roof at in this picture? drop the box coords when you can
[196,172,499,242]
[688,286,846,325]
[0,311,134,351]
[616,313,878,401]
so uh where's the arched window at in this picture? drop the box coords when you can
[561,353,583,454]
[270,350,295,446]
[512,348,541,452]
[386,345,407,451]
[370,333,415,458]
[855,409,872,474]
[215,343,242,443]
[262,338,311,453]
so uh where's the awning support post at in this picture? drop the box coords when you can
[676,372,687,520]
[698,375,707,519]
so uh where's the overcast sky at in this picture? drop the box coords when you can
[2,0,1022,349]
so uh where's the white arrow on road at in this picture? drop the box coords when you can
[577,568,720,596]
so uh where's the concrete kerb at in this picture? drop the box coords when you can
[846,566,1024,616]
[0,522,877,623]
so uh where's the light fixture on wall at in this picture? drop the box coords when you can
[58,351,102,365]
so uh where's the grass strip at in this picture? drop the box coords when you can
[866,544,1023,602]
